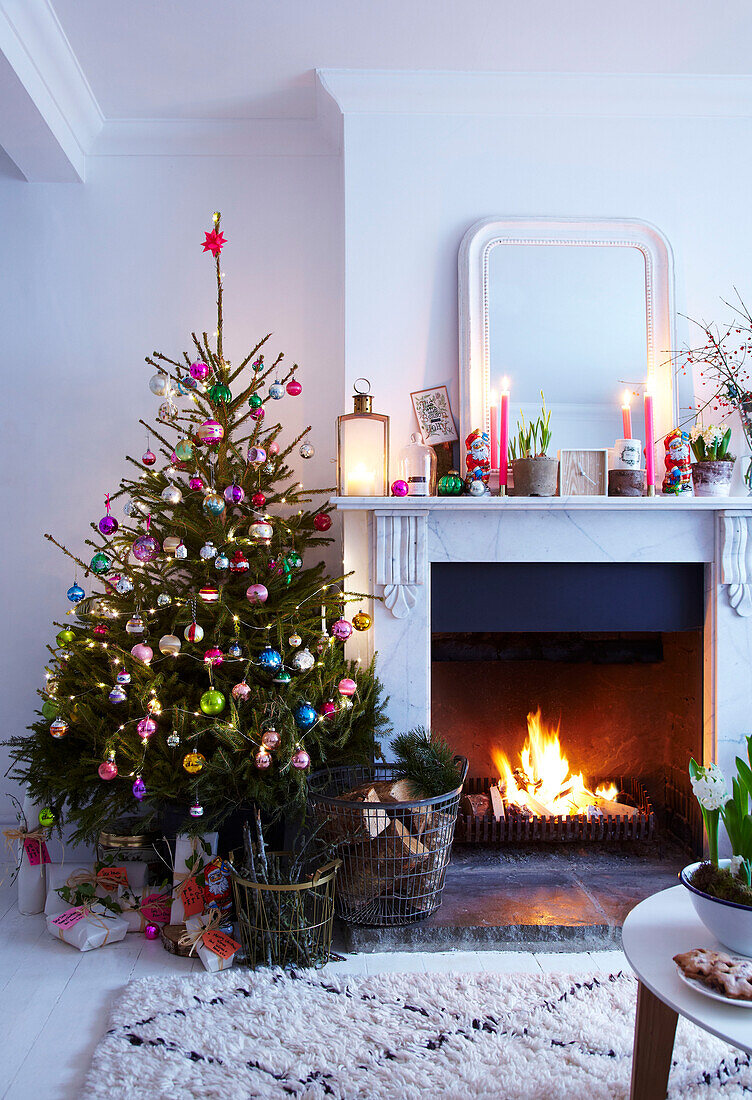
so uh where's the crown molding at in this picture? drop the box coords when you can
[317,69,752,119]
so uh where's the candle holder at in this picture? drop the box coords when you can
[337,379,390,496]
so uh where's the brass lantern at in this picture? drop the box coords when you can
[337,378,390,496]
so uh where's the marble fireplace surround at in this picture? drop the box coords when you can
[335,497,752,792]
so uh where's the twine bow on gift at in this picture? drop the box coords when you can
[55,902,115,947]
[177,908,221,956]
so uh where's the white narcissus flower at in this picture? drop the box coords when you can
[731,854,744,877]
[690,763,729,811]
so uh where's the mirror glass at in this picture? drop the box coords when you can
[488,244,648,454]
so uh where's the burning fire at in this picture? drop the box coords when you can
[491,709,620,817]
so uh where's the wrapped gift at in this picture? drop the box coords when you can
[2,793,51,915]
[170,832,218,923]
[119,887,172,932]
[180,912,241,972]
[47,905,129,951]
[44,862,148,916]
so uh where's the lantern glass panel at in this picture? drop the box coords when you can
[337,413,389,495]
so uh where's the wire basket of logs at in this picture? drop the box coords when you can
[307,758,468,927]
[232,853,341,969]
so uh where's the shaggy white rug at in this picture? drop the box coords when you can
[83,967,752,1099]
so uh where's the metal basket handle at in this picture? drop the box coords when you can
[454,755,469,787]
[311,858,342,885]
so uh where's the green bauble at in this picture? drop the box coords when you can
[438,470,464,495]
[175,438,194,462]
[38,808,55,828]
[90,551,110,574]
[209,383,232,404]
[285,551,303,570]
[56,628,76,647]
[249,393,262,410]
[41,700,58,720]
[200,689,226,715]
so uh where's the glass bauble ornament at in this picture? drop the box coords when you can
[93,623,109,637]
[56,628,76,647]
[200,541,217,560]
[248,393,263,410]
[228,641,242,658]
[132,535,159,562]
[224,484,245,504]
[199,585,220,604]
[252,491,266,508]
[249,521,273,545]
[291,647,315,672]
[197,419,224,445]
[98,757,118,781]
[162,536,182,555]
[313,512,332,532]
[214,554,229,571]
[190,360,210,381]
[130,643,153,663]
[268,441,280,456]
[157,592,171,607]
[98,513,119,536]
[149,372,170,396]
[200,689,225,715]
[142,449,156,466]
[203,647,223,667]
[338,677,357,697]
[108,685,127,704]
[255,749,272,770]
[125,615,145,634]
[438,469,463,495]
[203,491,225,517]
[50,718,68,738]
[38,808,55,828]
[286,551,303,570]
[166,731,180,748]
[189,476,204,491]
[159,634,181,656]
[116,576,134,595]
[189,802,204,818]
[292,748,311,770]
[468,478,486,497]
[174,542,188,560]
[182,751,205,774]
[66,583,85,603]
[229,550,249,573]
[209,382,231,404]
[353,610,372,631]
[252,355,264,372]
[288,632,302,648]
[269,381,285,400]
[247,445,266,466]
[158,401,179,423]
[390,479,409,497]
[250,406,265,421]
[286,378,302,396]
[261,728,281,750]
[42,700,58,720]
[274,669,292,684]
[124,498,147,517]
[293,701,317,730]
[232,681,251,701]
[116,671,131,685]
[332,618,353,640]
[258,645,282,671]
[299,443,315,460]
[144,922,160,939]
[137,716,157,739]
[246,583,268,604]
[322,700,337,719]
[90,552,110,574]
[132,776,146,801]
[161,484,183,505]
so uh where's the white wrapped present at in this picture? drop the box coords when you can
[46,905,128,951]
[44,861,148,916]
[181,912,241,972]
[119,887,172,932]
[170,832,218,923]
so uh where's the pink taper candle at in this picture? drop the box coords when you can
[490,393,499,472]
[622,390,633,439]
[499,381,510,493]
[644,391,655,495]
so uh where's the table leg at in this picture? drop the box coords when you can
[629,980,679,1100]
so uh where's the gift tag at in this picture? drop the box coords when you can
[180,877,205,918]
[51,907,85,929]
[23,838,51,866]
[97,866,129,888]
[141,893,171,924]
[202,930,241,959]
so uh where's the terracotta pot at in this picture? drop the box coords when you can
[511,457,559,497]
[691,459,735,497]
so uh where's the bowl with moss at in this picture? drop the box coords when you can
[681,860,752,955]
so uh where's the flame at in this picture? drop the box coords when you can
[491,709,618,817]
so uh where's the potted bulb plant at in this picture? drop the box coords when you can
[509,392,558,497]
[682,745,752,955]
[689,424,735,496]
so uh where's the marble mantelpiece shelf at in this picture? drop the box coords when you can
[331,495,752,511]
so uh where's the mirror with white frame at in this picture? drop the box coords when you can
[458,217,678,478]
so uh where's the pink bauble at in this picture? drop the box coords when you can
[132,534,160,562]
[131,643,153,664]
[322,701,337,719]
[98,760,118,781]
[190,361,210,381]
[332,618,353,641]
[246,583,269,604]
[142,449,156,466]
[313,513,332,532]
[286,379,302,396]
[232,681,252,701]
[250,407,265,420]
[291,749,310,770]
[338,677,356,697]
[93,623,109,636]
[144,923,160,940]
[197,419,224,446]
[255,749,272,769]
[268,442,280,456]
[137,716,157,738]
[189,476,204,491]
[391,479,409,497]
[203,647,223,666]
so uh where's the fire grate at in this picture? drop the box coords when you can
[457,775,654,844]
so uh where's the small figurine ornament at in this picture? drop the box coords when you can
[662,428,692,495]
[203,857,233,914]
[465,428,491,485]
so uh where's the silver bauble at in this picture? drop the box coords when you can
[161,485,183,505]
[291,647,315,672]
[200,541,217,560]
[149,372,170,396]
[116,576,134,595]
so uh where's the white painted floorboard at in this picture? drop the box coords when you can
[0,881,628,1100]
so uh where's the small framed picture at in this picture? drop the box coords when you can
[558,449,609,496]
[411,386,458,445]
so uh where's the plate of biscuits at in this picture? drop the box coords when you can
[674,948,752,1006]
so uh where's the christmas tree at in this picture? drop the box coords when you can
[6,213,387,843]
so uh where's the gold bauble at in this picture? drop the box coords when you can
[182,751,206,775]
[352,610,372,632]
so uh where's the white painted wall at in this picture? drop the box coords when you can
[0,150,343,816]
